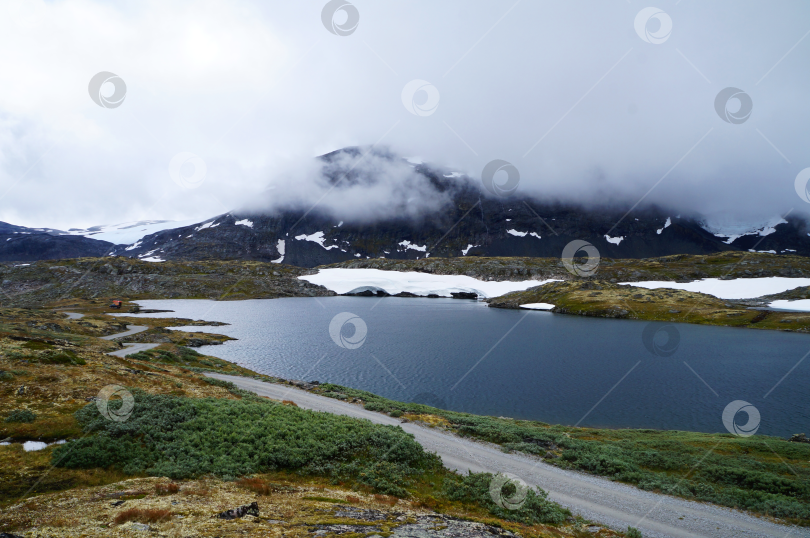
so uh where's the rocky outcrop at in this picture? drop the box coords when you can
[214,501,259,519]
[0,258,334,308]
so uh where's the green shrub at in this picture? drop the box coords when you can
[0,370,13,381]
[40,350,85,365]
[627,527,642,538]
[5,409,37,423]
[444,472,569,525]
[53,391,441,496]
[22,340,53,351]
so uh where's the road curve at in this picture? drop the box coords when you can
[100,325,150,341]
[207,373,807,538]
[63,313,159,357]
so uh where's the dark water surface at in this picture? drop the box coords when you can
[130,297,810,437]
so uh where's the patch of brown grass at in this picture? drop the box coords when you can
[154,482,179,495]
[236,477,272,495]
[114,508,172,525]
[346,495,360,503]
[373,494,398,506]
[282,400,298,407]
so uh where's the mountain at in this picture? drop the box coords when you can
[0,222,114,262]
[5,147,809,266]
[108,147,810,267]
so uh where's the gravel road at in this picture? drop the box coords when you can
[63,313,160,357]
[207,373,807,538]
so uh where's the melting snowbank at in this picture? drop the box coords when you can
[621,277,810,300]
[768,299,810,312]
[520,303,555,310]
[300,268,559,299]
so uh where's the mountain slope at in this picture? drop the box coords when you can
[110,147,810,267]
[0,222,114,262]
[7,148,810,266]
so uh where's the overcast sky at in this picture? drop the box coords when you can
[0,0,808,230]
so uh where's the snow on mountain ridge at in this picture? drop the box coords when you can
[66,217,217,245]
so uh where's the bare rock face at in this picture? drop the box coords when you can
[214,501,259,519]
[788,433,810,443]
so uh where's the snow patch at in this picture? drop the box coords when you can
[768,299,810,312]
[461,244,478,255]
[235,219,253,228]
[124,240,142,251]
[443,172,462,178]
[65,218,216,245]
[520,303,555,310]
[702,216,787,245]
[621,277,810,300]
[271,240,285,263]
[195,221,221,231]
[295,231,339,250]
[605,235,624,245]
[507,229,527,237]
[529,232,541,239]
[398,240,427,252]
[300,268,561,299]
[656,217,671,235]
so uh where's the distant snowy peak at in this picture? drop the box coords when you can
[701,216,787,245]
[67,217,217,245]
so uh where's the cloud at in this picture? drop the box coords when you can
[240,147,461,223]
[0,0,808,229]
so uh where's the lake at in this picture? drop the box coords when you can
[128,297,810,438]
